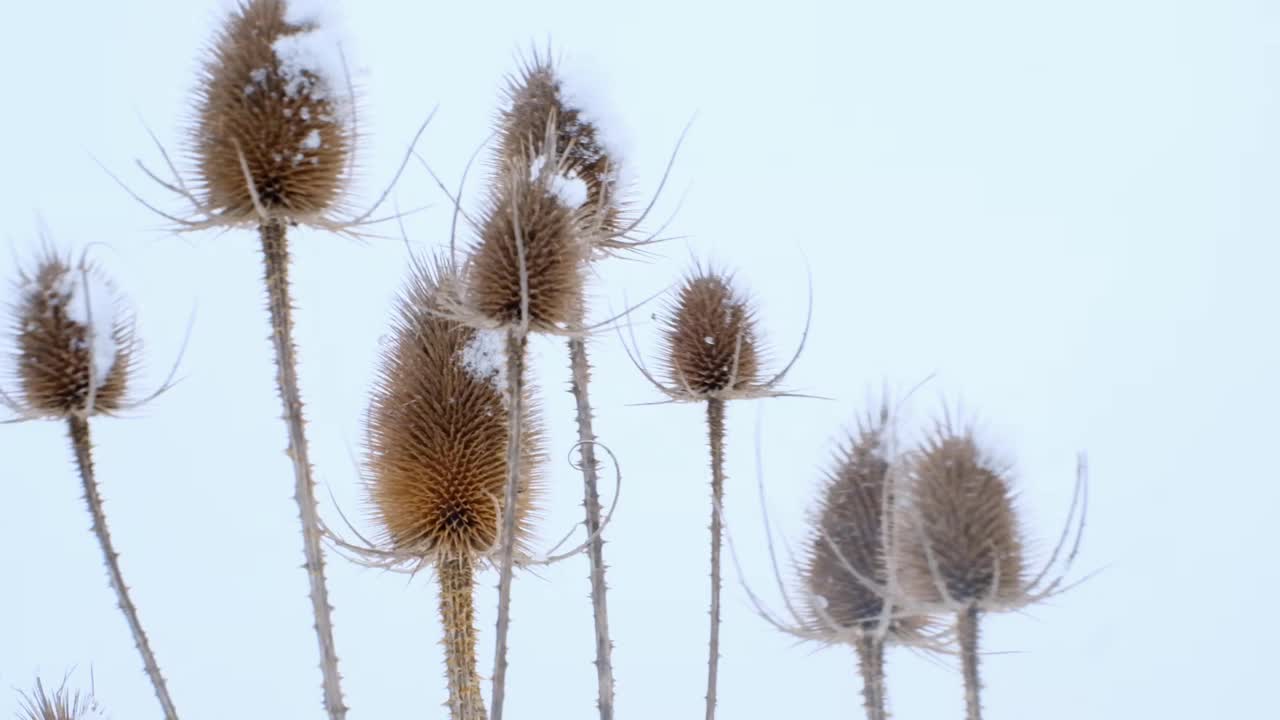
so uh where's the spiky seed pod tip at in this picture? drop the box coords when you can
[498,51,630,240]
[192,0,353,226]
[17,679,108,720]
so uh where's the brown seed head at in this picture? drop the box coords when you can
[801,404,931,643]
[17,678,106,720]
[464,160,588,332]
[191,0,352,225]
[659,268,762,399]
[8,253,134,418]
[896,419,1026,611]
[497,52,625,241]
[366,258,542,563]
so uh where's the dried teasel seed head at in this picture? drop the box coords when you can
[16,678,108,720]
[8,252,135,418]
[801,404,932,644]
[497,51,627,241]
[896,419,1027,611]
[464,160,588,332]
[366,257,542,563]
[659,267,762,399]
[191,0,352,225]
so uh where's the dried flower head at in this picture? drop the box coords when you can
[497,51,626,241]
[656,267,764,400]
[801,404,935,645]
[16,678,107,720]
[365,258,542,565]
[896,419,1027,611]
[190,0,353,226]
[462,161,589,333]
[5,252,135,419]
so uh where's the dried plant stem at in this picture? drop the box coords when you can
[567,333,616,720]
[66,415,179,720]
[705,398,727,720]
[491,328,528,720]
[854,636,887,720]
[258,218,346,720]
[439,555,487,720]
[957,606,983,720]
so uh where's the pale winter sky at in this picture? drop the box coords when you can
[1,1,1277,718]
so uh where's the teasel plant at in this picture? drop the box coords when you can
[729,396,948,720]
[625,264,810,720]
[486,49,644,720]
[16,677,108,720]
[894,411,1088,720]
[97,1,422,715]
[445,124,600,719]
[1,247,181,720]
[325,255,543,719]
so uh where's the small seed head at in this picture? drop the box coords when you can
[802,406,930,643]
[8,253,134,418]
[659,268,762,399]
[896,420,1027,610]
[464,161,588,332]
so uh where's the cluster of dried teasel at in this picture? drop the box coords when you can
[742,400,1088,720]
[1,1,1087,719]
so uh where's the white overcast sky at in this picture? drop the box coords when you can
[2,1,1278,718]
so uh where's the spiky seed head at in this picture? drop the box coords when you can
[17,678,107,720]
[464,161,588,332]
[659,268,762,399]
[191,0,352,225]
[8,252,135,418]
[366,258,542,563]
[896,420,1027,611]
[498,52,624,238]
[801,405,932,643]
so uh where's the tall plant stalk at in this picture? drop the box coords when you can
[491,328,529,720]
[258,218,346,720]
[67,415,180,720]
[705,398,727,720]
[568,332,616,720]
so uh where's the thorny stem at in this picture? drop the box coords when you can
[66,415,180,720]
[705,398,726,720]
[854,635,887,720]
[957,605,983,720]
[259,218,346,720]
[491,328,528,720]
[568,333,616,720]
[438,555,487,720]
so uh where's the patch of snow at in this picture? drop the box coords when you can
[59,267,117,390]
[530,153,590,208]
[558,53,633,184]
[301,129,322,150]
[461,329,508,397]
[273,0,351,124]
[704,335,715,345]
